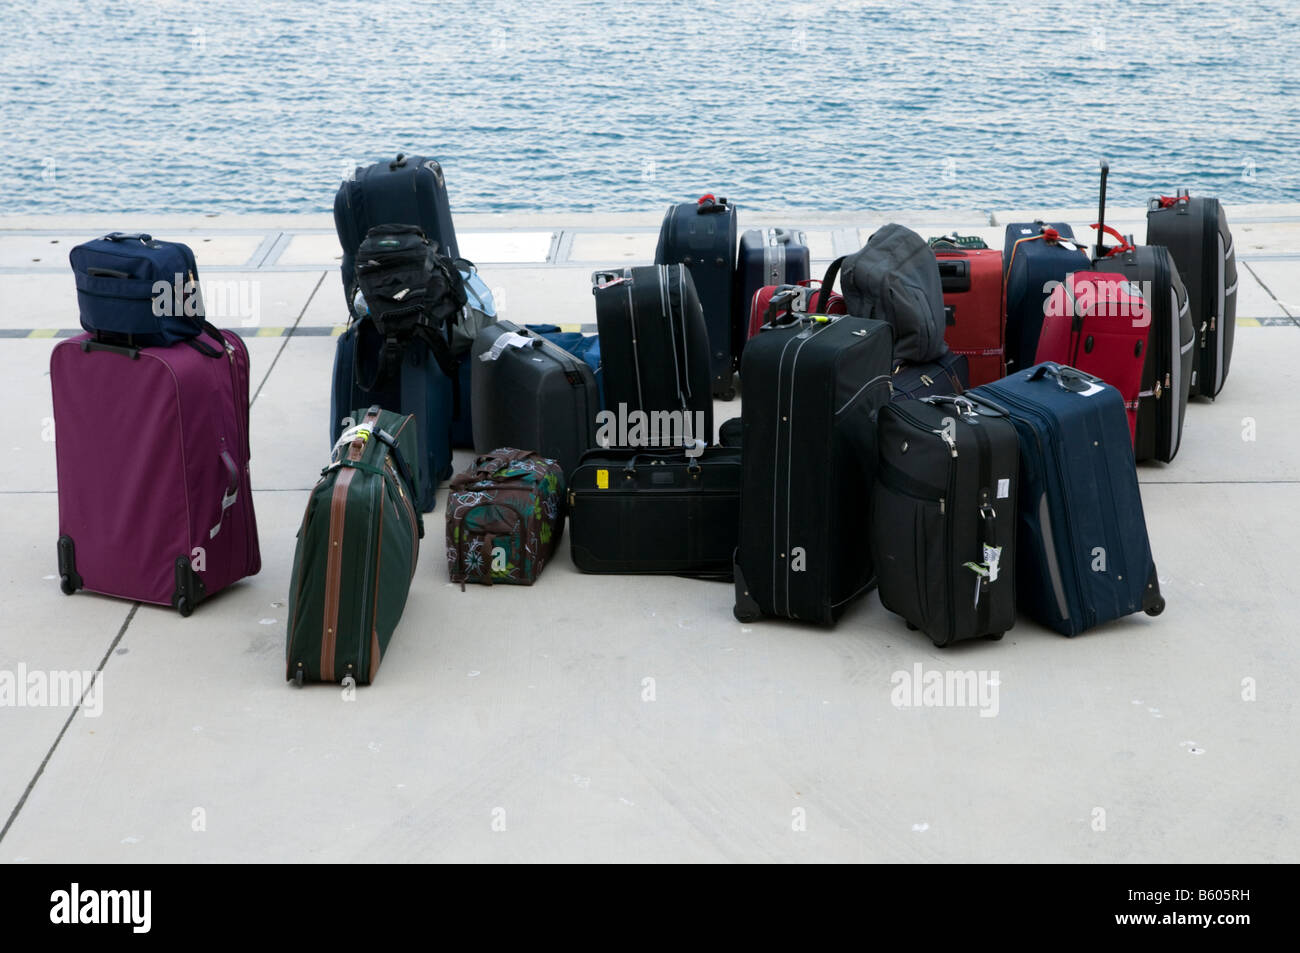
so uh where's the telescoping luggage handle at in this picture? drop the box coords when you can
[78,319,229,361]
[1095,160,1110,260]
[1091,160,1137,259]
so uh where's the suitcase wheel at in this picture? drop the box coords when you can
[987,632,1004,641]
[733,605,760,624]
[905,621,919,631]
[59,574,76,596]
[714,386,737,401]
[293,665,305,688]
[175,595,194,618]
[1145,596,1166,617]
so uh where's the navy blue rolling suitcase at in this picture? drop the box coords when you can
[331,327,453,512]
[654,195,740,400]
[1003,222,1089,375]
[736,228,810,358]
[451,355,474,449]
[334,154,459,314]
[889,352,969,402]
[971,363,1165,636]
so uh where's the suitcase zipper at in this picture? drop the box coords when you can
[221,333,257,574]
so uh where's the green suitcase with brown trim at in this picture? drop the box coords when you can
[286,405,423,686]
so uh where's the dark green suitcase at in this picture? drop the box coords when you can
[286,405,423,686]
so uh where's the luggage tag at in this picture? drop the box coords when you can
[479,331,534,362]
[963,545,1002,607]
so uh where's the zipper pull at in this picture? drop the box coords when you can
[1200,320,1207,347]
[939,497,946,515]
[940,430,957,458]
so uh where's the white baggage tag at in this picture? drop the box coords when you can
[479,332,534,362]
[983,544,1002,583]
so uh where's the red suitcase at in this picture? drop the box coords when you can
[933,246,1005,387]
[52,328,261,615]
[746,280,845,342]
[1034,272,1149,445]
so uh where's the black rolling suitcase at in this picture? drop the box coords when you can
[654,194,740,399]
[733,313,894,625]
[591,265,713,448]
[872,395,1019,646]
[334,153,459,313]
[470,321,599,476]
[1090,163,1195,463]
[1146,189,1237,398]
[889,352,969,402]
[971,364,1165,636]
[736,227,810,358]
[568,446,741,578]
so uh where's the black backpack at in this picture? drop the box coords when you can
[353,224,466,389]
[820,224,949,364]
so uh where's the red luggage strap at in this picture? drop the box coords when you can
[1155,193,1189,208]
[696,193,729,214]
[1090,224,1135,257]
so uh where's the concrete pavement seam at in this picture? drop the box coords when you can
[250,270,326,407]
[1241,261,1298,327]
[0,603,139,846]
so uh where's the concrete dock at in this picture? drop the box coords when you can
[1,206,1297,863]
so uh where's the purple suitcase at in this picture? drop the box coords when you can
[51,329,261,615]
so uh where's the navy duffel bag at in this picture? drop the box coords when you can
[69,232,207,346]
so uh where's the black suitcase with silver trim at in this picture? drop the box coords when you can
[733,313,893,625]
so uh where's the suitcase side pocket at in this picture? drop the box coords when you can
[871,480,944,632]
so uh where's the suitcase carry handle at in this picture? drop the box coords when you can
[1150,189,1191,212]
[103,232,153,244]
[390,153,408,170]
[591,269,627,292]
[79,338,141,360]
[1028,362,1102,392]
[763,286,803,327]
[621,449,703,476]
[696,193,729,214]
[923,392,1012,419]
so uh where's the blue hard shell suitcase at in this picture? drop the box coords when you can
[331,325,453,512]
[1002,222,1089,375]
[970,363,1165,636]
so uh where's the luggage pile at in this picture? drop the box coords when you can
[49,157,1239,680]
